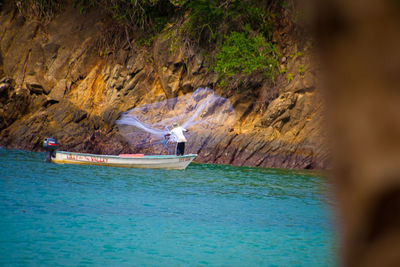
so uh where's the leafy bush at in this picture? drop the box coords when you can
[72,0,95,14]
[73,0,174,31]
[298,64,305,76]
[15,0,283,85]
[286,73,294,82]
[244,5,275,40]
[180,0,276,47]
[214,31,280,80]
[14,0,63,20]
[181,0,223,44]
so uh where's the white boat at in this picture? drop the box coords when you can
[50,150,197,170]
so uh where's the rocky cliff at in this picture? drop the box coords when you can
[0,2,328,169]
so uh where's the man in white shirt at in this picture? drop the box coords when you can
[165,123,188,156]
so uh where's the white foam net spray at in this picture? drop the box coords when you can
[116,87,236,155]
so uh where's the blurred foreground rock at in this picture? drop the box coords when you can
[312,0,400,265]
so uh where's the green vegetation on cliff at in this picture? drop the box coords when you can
[12,0,286,85]
[14,0,63,20]
[214,30,279,82]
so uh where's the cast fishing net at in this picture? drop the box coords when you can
[116,87,236,155]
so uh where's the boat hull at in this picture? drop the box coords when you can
[52,151,197,170]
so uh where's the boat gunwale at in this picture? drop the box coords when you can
[56,150,198,159]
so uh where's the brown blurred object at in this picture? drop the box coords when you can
[308,0,400,266]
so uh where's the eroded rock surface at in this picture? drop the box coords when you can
[0,3,328,169]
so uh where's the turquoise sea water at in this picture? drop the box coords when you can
[0,149,336,266]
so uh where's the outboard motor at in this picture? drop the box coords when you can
[43,138,58,163]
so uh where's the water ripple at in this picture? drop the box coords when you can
[0,149,336,266]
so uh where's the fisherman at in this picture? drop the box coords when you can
[165,122,188,156]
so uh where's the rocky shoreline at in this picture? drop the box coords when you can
[0,3,328,169]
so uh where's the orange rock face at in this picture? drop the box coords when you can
[0,3,327,169]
